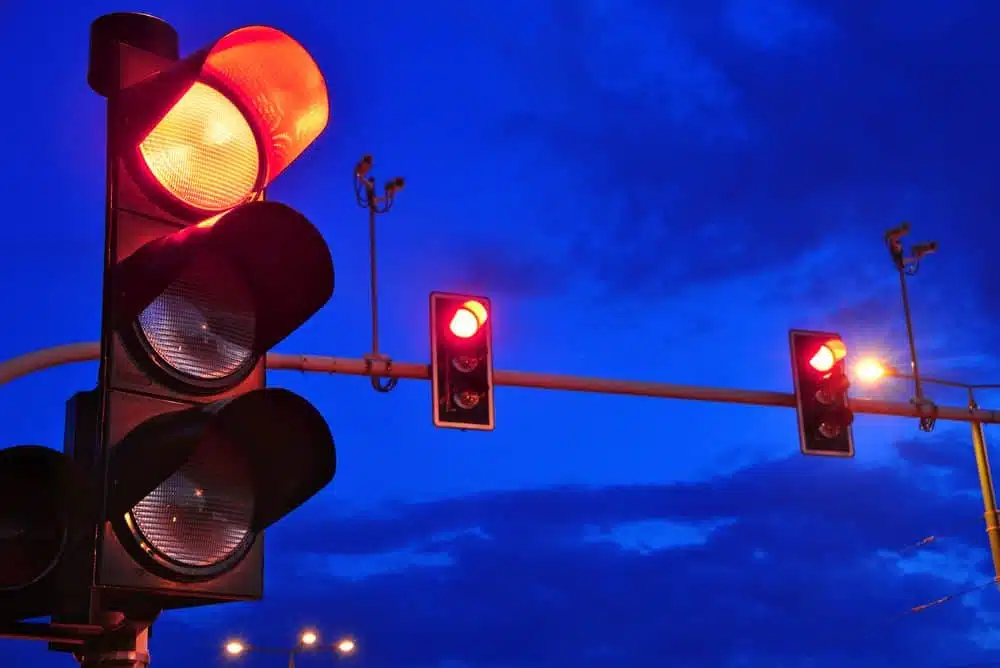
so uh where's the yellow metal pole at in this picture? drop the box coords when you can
[969,389,1000,582]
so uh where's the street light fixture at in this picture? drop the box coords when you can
[855,356,1000,586]
[883,220,939,429]
[335,637,356,655]
[223,630,357,667]
[225,641,246,657]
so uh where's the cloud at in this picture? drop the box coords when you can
[176,428,1000,668]
[457,0,1000,320]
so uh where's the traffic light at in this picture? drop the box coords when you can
[789,329,855,457]
[83,13,336,612]
[430,292,495,430]
[0,442,94,622]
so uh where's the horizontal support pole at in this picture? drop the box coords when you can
[0,621,103,645]
[1,343,998,424]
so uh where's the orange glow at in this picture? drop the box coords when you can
[808,339,847,373]
[462,300,488,327]
[224,640,245,656]
[140,81,260,212]
[449,300,488,339]
[195,211,227,229]
[854,358,886,382]
[202,26,330,186]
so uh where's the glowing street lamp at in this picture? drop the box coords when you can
[336,637,357,655]
[854,358,895,383]
[224,640,245,657]
[223,631,357,666]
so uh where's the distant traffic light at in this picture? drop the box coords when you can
[430,292,495,430]
[789,329,855,457]
[83,12,336,612]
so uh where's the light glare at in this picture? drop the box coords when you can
[449,308,480,339]
[855,358,886,383]
[224,641,244,656]
[809,345,835,373]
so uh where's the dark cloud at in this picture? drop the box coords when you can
[462,0,999,318]
[221,431,1000,668]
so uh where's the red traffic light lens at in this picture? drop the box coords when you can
[809,345,835,373]
[808,339,847,373]
[139,81,261,213]
[449,308,479,338]
[448,300,488,338]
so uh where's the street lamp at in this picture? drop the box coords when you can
[223,630,357,667]
[353,153,406,394]
[883,220,938,429]
[225,641,246,657]
[855,357,1000,585]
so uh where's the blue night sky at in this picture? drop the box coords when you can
[2,0,1000,666]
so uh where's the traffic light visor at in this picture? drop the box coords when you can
[0,446,93,591]
[109,389,336,574]
[131,26,330,216]
[449,300,488,338]
[808,339,847,373]
[116,201,334,391]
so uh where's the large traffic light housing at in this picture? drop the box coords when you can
[430,292,495,430]
[789,329,855,457]
[85,13,336,612]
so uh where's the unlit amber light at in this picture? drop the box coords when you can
[139,81,260,213]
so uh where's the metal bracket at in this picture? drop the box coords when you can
[912,396,939,432]
[363,352,398,393]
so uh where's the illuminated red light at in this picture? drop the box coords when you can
[809,345,835,373]
[449,300,488,339]
[808,339,847,373]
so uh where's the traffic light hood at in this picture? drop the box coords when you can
[0,446,96,591]
[114,200,335,357]
[118,25,330,216]
[107,388,336,532]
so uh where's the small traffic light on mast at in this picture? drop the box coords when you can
[789,329,855,457]
[430,292,495,431]
[84,12,337,612]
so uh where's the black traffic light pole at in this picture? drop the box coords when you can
[74,614,152,668]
